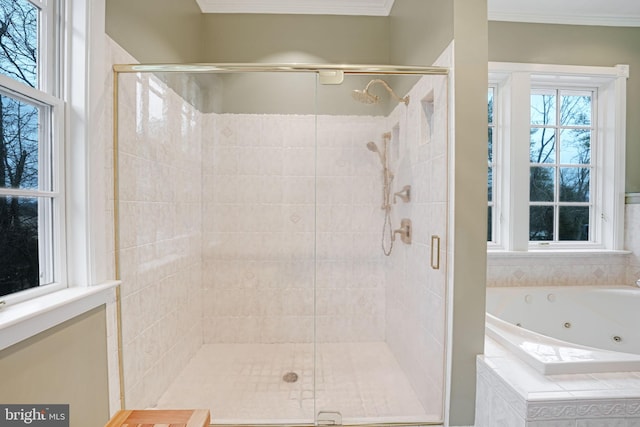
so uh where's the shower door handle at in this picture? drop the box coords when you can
[430,235,440,270]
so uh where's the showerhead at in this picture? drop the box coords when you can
[352,89,380,105]
[352,79,410,106]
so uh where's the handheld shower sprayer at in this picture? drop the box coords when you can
[366,132,397,256]
[352,79,410,106]
[366,141,384,164]
[366,141,380,153]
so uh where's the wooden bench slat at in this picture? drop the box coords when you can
[105,409,210,427]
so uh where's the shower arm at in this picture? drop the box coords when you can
[365,79,410,105]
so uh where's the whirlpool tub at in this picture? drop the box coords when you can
[486,286,640,375]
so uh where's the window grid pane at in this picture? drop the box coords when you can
[0,195,55,296]
[559,206,590,241]
[530,166,555,202]
[529,205,554,241]
[0,0,39,89]
[0,91,41,190]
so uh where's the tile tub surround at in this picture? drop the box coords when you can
[487,199,640,289]
[486,252,629,288]
[476,338,640,427]
[625,201,640,286]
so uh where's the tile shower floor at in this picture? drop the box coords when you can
[155,342,430,425]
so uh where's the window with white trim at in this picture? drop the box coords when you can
[0,0,65,300]
[529,88,594,242]
[488,62,627,251]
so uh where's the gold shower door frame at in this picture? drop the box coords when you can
[112,63,449,427]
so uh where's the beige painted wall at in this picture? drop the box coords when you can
[106,0,392,115]
[106,0,203,63]
[0,307,111,427]
[105,1,389,65]
[448,2,489,424]
[390,0,453,66]
[489,21,640,193]
[198,12,390,115]
[389,0,454,97]
[200,14,389,64]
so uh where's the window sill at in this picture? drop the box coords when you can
[487,249,631,259]
[0,281,119,351]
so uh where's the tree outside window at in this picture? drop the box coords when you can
[0,0,43,297]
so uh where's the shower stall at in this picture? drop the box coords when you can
[113,59,449,426]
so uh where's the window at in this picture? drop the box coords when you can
[529,89,593,242]
[0,0,116,350]
[0,0,65,300]
[488,62,627,251]
[487,86,496,243]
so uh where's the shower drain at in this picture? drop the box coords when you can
[282,372,299,383]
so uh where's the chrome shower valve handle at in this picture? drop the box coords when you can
[392,219,412,244]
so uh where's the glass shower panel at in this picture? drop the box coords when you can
[201,72,318,424]
[314,73,448,425]
[116,71,318,425]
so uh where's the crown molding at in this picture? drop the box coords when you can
[489,10,640,27]
[196,0,640,26]
[196,0,395,16]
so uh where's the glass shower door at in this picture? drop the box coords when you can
[313,72,448,425]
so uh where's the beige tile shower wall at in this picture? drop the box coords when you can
[316,115,388,342]
[201,113,387,343]
[384,74,449,416]
[112,40,204,409]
